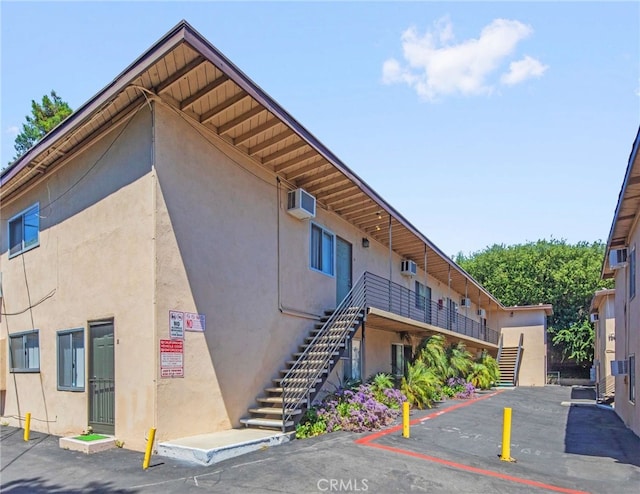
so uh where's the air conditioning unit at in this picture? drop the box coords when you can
[590,313,599,323]
[477,309,486,318]
[401,259,417,277]
[611,360,628,376]
[287,188,316,220]
[460,297,471,308]
[609,248,628,270]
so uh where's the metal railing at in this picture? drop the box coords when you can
[513,333,524,386]
[362,272,499,345]
[281,273,367,431]
[280,271,500,430]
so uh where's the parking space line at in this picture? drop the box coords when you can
[355,391,590,494]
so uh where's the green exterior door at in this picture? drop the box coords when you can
[88,321,115,434]
[336,237,352,305]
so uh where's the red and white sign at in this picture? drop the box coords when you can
[160,339,184,378]
[185,312,206,332]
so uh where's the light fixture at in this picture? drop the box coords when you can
[377,211,382,219]
[362,238,370,248]
[376,225,381,231]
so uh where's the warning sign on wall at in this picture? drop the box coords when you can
[169,310,184,340]
[184,312,206,332]
[160,339,184,378]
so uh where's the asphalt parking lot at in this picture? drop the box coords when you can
[1,386,639,493]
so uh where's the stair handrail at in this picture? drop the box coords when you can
[497,333,503,362]
[513,333,524,386]
[281,272,368,431]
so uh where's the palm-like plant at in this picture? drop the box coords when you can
[416,335,448,381]
[401,360,440,409]
[445,341,474,378]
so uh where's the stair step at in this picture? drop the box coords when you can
[293,351,340,358]
[240,418,294,429]
[265,387,316,394]
[286,359,333,366]
[249,407,302,416]
[257,396,308,405]
[280,368,328,376]
[273,377,322,385]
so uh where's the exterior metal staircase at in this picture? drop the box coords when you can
[240,275,367,432]
[497,333,524,386]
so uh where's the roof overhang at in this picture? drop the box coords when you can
[1,20,506,309]
[589,288,615,313]
[602,127,640,279]
[504,304,553,316]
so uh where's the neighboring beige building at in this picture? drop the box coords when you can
[0,21,550,451]
[590,289,616,401]
[603,128,640,439]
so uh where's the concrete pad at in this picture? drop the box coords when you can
[59,435,116,454]
[157,428,293,466]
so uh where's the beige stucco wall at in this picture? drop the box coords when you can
[499,310,548,386]
[0,109,155,450]
[613,224,640,438]
[594,294,615,384]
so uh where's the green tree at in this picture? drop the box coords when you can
[12,90,72,162]
[456,239,612,367]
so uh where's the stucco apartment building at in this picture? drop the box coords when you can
[603,127,640,438]
[590,289,615,401]
[0,22,550,451]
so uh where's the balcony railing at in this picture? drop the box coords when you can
[362,272,499,345]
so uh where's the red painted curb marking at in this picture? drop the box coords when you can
[355,391,590,494]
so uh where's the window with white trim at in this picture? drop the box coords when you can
[310,223,334,275]
[8,203,40,258]
[57,329,85,391]
[9,330,40,372]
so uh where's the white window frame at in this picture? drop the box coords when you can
[8,203,40,258]
[57,328,85,391]
[310,222,335,276]
[9,330,40,372]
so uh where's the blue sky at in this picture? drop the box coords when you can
[1,1,638,257]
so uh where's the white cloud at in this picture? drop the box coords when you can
[5,125,19,136]
[501,55,548,85]
[382,17,546,101]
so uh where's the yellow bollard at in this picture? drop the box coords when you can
[402,401,410,438]
[23,412,31,442]
[500,407,516,462]
[143,427,156,470]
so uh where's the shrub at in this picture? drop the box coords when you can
[297,383,407,438]
[401,360,440,409]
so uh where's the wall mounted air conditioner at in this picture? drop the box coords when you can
[401,259,417,277]
[590,313,599,323]
[477,309,486,318]
[287,188,316,220]
[460,297,471,308]
[611,360,628,376]
[609,248,628,270]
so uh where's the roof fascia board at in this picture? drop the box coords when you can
[1,21,190,186]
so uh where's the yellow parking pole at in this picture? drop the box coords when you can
[402,402,410,438]
[500,407,516,462]
[23,412,31,442]
[143,427,156,470]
